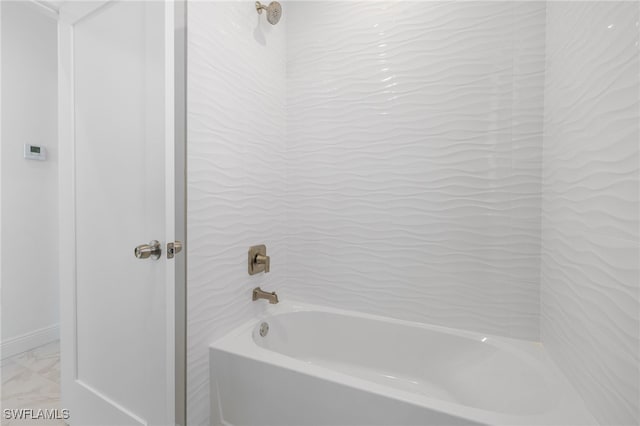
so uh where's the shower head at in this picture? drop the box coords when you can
[255,1,282,25]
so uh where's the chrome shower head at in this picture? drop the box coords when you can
[255,1,282,25]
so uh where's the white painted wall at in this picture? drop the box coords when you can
[540,2,640,425]
[186,2,286,425]
[1,1,59,357]
[283,1,546,340]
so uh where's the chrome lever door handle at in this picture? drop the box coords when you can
[134,240,162,260]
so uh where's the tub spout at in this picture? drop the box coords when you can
[252,287,279,304]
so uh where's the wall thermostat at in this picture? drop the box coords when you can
[24,144,47,161]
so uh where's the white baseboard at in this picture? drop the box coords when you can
[1,324,59,360]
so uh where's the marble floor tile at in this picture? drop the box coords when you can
[12,342,60,383]
[1,342,63,426]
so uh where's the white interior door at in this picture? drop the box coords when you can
[58,1,175,425]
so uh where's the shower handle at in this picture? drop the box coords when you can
[248,245,270,274]
[255,253,270,273]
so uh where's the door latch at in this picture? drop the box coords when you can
[167,241,183,259]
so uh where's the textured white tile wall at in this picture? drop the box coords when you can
[188,2,639,425]
[187,2,286,425]
[540,2,640,425]
[283,1,546,340]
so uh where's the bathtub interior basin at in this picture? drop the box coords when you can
[254,311,552,416]
[210,302,597,426]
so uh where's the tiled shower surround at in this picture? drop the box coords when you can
[284,1,545,340]
[541,2,639,425]
[187,2,639,425]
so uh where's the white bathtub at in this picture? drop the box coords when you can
[210,302,596,426]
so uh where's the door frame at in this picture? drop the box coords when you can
[57,0,187,424]
[174,1,187,425]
